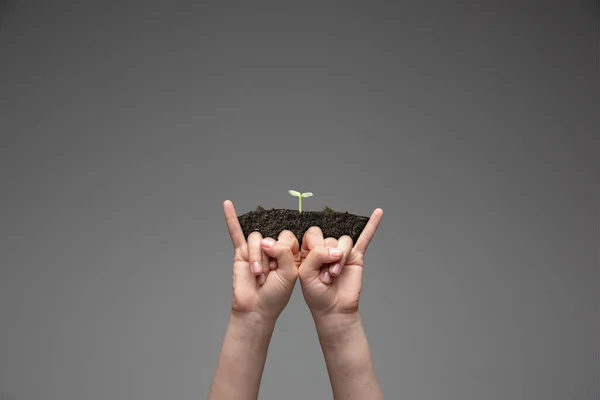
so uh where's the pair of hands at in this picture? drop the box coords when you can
[223,200,383,324]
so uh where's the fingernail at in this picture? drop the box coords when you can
[331,263,342,275]
[261,238,275,248]
[252,261,262,274]
[322,271,332,284]
[257,273,266,285]
[329,248,342,257]
[269,260,277,270]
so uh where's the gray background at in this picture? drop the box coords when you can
[1,1,598,399]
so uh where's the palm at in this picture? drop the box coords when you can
[232,249,296,317]
[301,248,364,315]
[298,208,383,317]
[223,200,300,321]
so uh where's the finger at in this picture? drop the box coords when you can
[233,260,257,292]
[278,230,300,255]
[223,200,246,250]
[261,236,298,282]
[354,208,384,255]
[301,226,324,257]
[276,230,300,270]
[329,235,353,276]
[324,237,338,248]
[269,259,278,270]
[320,269,332,285]
[257,272,266,286]
[261,246,271,276]
[322,237,338,279]
[247,231,264,276]
[299,245,344,280]
[260,238,294,281]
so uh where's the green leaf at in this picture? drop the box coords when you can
[288,190,301,197]
[301,192,313,197]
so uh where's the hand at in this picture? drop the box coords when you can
[223,200,301,323]
[297,208,383,319]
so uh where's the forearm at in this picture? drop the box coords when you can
[314,313,383,400]
[208,311,275,400]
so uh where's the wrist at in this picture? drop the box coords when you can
[313,311,379,390]
[231,309,278,326]
[228,311,276,348]
[312,312,363,345]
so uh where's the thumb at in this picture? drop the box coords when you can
[299,245,343,281]
[260,237,298,282]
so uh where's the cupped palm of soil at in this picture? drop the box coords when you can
[237,206,369,247]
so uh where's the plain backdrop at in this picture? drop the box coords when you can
[0,1,598,399]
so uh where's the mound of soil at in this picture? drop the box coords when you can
[237,207,369,247]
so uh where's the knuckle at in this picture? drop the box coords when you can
[340,235,353,244]
[278,230,296,244]
[317,246,329,257]
[263,237,275,247]
[234,247,245,261]
[248,230,262,240]
[307,226,322,234]
[274,243,290,257]
[355,252,364,264]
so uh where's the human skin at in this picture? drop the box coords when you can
[297,209,384,400]
[207,200,383,400]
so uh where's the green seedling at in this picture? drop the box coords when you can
[288,190,313,213]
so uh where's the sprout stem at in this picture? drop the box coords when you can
[288,190,312,214]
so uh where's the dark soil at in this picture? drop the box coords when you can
[238,207,369,247]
